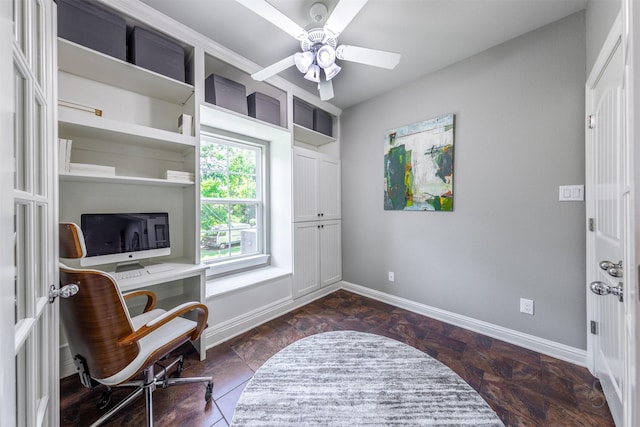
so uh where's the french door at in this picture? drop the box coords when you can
[3,0,58,426]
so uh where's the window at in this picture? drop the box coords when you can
[200,134,268,274]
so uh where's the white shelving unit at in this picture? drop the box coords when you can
[59,107,197,150]
[57,21,203,358]
[59,173,194,187]
[58,38,194,104]
[56,0,344,371]
[293,124,336,147]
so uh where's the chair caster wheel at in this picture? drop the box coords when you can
[96,389,112,410]
[204,382,213,402]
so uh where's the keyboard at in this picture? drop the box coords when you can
[112,269,144,280]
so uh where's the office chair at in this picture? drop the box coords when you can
[58,222,213,427]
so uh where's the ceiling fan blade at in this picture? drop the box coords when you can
[323,0,368,38]
[234,0,307,40]
[318,80,334,101]
[251,54,296,81]
[336,45,401,69]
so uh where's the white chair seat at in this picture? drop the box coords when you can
[99,310,197,385]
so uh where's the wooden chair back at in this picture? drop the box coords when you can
[59,223,139,380]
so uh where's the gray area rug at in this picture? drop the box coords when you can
[230,330,504,426]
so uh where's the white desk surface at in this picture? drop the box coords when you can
[105,259,208,292]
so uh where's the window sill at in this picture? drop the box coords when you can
[206,265,291,298]
[205,254,270,278]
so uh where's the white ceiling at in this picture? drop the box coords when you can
[140,0,587,110]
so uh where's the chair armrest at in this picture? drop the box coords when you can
[122,290,157,312]
[117,302,208,345]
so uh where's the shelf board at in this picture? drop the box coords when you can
[200,103,290,142]
[59,172,194,187]
[293,124,336,146]
[58,38,194,105]
[58,107,196,151]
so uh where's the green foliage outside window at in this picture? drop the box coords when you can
[200,140,261,260]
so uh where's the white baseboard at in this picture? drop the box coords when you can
[204,283,341,349]
[59,280,587,379]
[341,281,587,367]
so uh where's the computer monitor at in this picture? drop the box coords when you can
[80,212,170,267]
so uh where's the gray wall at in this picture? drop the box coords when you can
[586,0,621,73]
[340,12,587,349]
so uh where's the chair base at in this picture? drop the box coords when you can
[88,355,214,427]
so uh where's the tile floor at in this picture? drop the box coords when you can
[60,290,615,426]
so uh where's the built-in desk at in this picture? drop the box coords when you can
[103,259,208,360]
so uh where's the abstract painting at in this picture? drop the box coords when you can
[384,114,454,211]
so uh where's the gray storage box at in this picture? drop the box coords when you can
[313,108,333,136]
[293,98,314,129]
[205,74,247,115]
[128,27,185,82]
[247,92,280,126]
[57,0,126,60]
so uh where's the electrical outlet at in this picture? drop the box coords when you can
[520,298,534,315]
[388,271,395,282]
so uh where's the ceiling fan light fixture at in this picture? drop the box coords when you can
[309,2,328,23]
[304,64,321,82]
[294,51,315,73]
[316,44,336,68]
[323,62,341,81]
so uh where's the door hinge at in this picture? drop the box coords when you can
[587,114,595,129]
[590,320,597,335]
[588,218,595,232]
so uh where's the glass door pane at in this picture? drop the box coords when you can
[31,0,44,86]
[13,65,27,192]
[34,99,45,196]
[15,341,28,426]
[12,0,25,54]
[14,202,28,324]
[34,204,46,300]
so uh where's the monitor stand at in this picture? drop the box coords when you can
[115,261,145,273]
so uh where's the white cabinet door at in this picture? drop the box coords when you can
[293,220,342,298]
[320,220,342,287]
[293,147,340,221]
[293,222,321,298]
[319,157,341,220]
[293,148,319,222]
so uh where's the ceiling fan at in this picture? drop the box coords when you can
[235,0,401,101]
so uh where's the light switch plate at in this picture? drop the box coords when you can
[559,185,584,201]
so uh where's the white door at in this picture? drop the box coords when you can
[6,0,59,426]
[293,222,321,298]
[320,220,342,287]
[586,16,625,427]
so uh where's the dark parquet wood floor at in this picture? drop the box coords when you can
[60,290,615,426]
